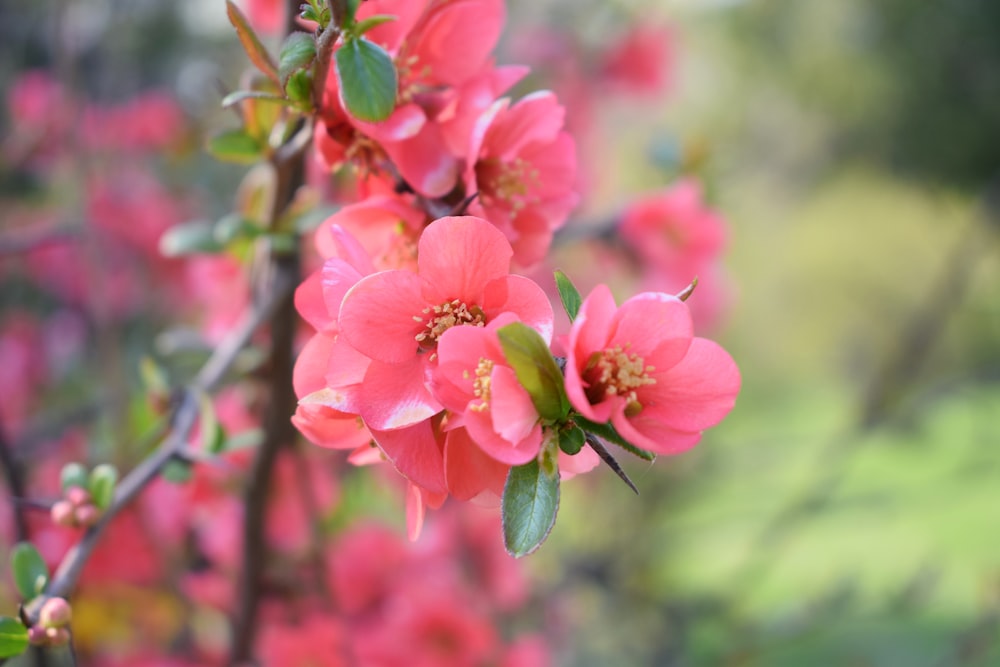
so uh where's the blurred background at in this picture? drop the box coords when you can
[2,0,999,665]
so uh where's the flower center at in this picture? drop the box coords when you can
[583,345,656,416]
[414,299,486,350]
[464,357,494,412]
[477,157,540,212]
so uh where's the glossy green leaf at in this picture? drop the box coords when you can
[206,129,263,165]
[161,460,193,484]
[576,416,656,461]
[220,90,288,109]
[502,459,560,558]
[334,37,398,122]
[554,269,583,321]
[199,392,227,454]
[60,462,89,493]
[496,322,569,421]
[0,617,28,658]
[88,464,118,511]
[558,425,586,455]
[285,69,314,108]
[278,32,316,83]
[225,0,279,85]
[10,542,48,601]
[159,222,223,257]
[353,14,398,37]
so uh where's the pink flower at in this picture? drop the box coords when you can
[466,91,578,266]
[336,215,553,430]
[600,24,675,96]
[432,314,544,466]
[565,284,739,454]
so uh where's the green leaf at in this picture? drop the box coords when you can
[334,37,398,122]
[199,392,227,455]
[60,462,89,493]
[220,428,265,452]
[344,0,362,27]
[353,14,398,37]
[88,464,118,511]
[558,425,586,455]
[221,90,288,109]
[502,459,560,558]
[554,270,583,321]
[10,542,48,600]
[0,617,28,658]
[285,69,314,108]
[225,0,280,85]
[279,32,317,83]
[139,356,170,398]
[206,129,263,165]
[496,322,569,421]
[575,416,656,461]
[161,460,193,484]
[159,222,223,257]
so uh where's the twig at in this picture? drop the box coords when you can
[0,415,29,543]
[22,269,293,621]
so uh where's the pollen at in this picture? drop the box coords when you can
[583,345,656,415]
[478,157,541,212]
[414,299,486,349]
[469,357,494,412]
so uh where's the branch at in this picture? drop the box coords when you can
[23,268,294,620]
[0,415,29,542]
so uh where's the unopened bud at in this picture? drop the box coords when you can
[27,625,48,646]
[74,503,101,527]
[65,486,91,507]
[44,626,70,646]
[50,500,77,527]
[39,597,72,628]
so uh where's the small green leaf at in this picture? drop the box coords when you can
[344,0,362,27]
[334,37,398,122]
[352,14,398,37]
[285,69,314,108]
[496,322,569,421]
[554,270,583,321]
[220,428,265,452]
[279,32,317,83]
[206,129,263,165]
[0,617,28,658]
[60,462,89,494]
[88,464,118,511]
[575,416,656,461]
[161,460,193,484]
[198,393,226,455]
[10,543,48,600]
[225,0,280,85]
[502,459,560,558]
[558,425,586,455]
[139,356,170,398]
[159,222,223,257]
[221,90,288,108]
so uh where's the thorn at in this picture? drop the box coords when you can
[450,192,479,216]
[676,276,698,302]
[587,436,639,495]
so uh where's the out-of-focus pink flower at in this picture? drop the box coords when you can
[619,179,730,329]
[565,284,740,454]
[239,0,284,34]
[258,612,347,667]
[502,635,552,667]
[466,92,578,267]
[600,24,675,96]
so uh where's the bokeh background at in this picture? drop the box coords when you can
[2,0,999,665]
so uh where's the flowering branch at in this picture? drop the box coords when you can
[21,266,295,623]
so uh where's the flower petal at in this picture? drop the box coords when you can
[372,419,446,494]
[417,216,512,303]
[339,269,424,363]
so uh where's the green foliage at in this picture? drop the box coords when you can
[88,464,118,511]
[575,416,655,461]
[554,269,583,321]
[10,542,48,601]
[159,221,224,257]
[558,425,586,455]
[225,0,279,85]
[60,462,89,494]
[496,322,570,422]
[278,32,316,84]
[334,38,398,122]
[502,458,560,558]
[0,617,28,659]
[206,129,264,166]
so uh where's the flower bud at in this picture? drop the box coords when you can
[27,625,48,646]
[74,503,101,527]
[39,597,72,628]
[44,626,70,646]
[65,486,91,507]
[50,500,76,527]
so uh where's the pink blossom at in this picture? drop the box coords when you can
[565,284,740,454]
[466,91,578,266]
[335,215,552,430]
[432,314,544,466]
[600,24,675,96]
